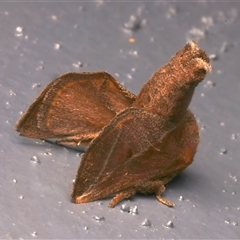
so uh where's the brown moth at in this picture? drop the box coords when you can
[16,41,211,208]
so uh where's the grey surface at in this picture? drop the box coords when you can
[1,2,240,239]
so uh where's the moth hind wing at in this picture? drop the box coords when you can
[15,79,57,139]
[16,72,136,145]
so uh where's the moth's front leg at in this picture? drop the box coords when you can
[108,188,136,208]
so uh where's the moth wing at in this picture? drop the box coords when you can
[16,72,136,142]
[72,108,199,203]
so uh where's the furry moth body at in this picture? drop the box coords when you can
[16,41,211,207]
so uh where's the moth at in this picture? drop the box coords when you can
[16,41,211,207]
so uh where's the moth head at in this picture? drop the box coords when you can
[176,41,212,86]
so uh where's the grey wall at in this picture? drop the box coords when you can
[1,2,239,239]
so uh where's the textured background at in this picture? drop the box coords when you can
[1,2,240,239]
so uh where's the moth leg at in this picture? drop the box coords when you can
[155,189,174,207]
[155,183,174,207]
[108,188,136,208]
[138,180,174,207]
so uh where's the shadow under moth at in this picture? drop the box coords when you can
[16,41,211,207]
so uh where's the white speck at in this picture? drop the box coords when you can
[127,74,132,79]
[31,231,37,237]
[36,64,44,70]
[16,26,23,32]
[232,221,238,226]
[95,0,104,7]
[76,152,83,157]
[120,203,130,212]
[209,54,218,60]
[166,6,177,19]
[203,80,216,89]
[129,50,138,56]
[54,43,61,50]
[167,220,174,228]
[32,83,41,89]
[130,205,138,215]
[13,179,17,183]
[9,89,16,96]
[163,220,174,229]
[124,15,141,31]
[43,151,52,156]
[67,209,73,214]
[187,27,206,41]
[51,15,58,21]
[5,102,10,109]
[15,26,23,37]
[179,196,184,201]
[30,155,41,164]
[137,5,145,15]
[84,226,88,231]
[92,215,105,221]
[220,148,227,155]
[141,218,151,227]
[224,219,230,224]
[19,195,24,199]
[72,61,83,68]
[229,173,238,182]
[201,16,214,29]
[220,122,225,126]
[231,133,238,140]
